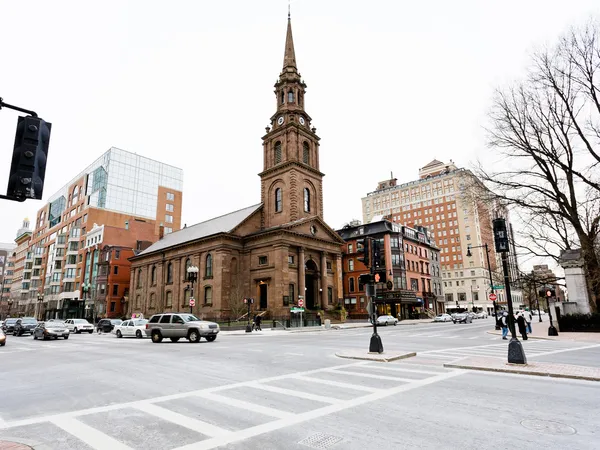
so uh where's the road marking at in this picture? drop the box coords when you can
[52,417,133,450]
[246,349,263,352]
[247,383,340,404]
[528,343,600,358]
[194,392,293,419]
[291,375,379,392]
[362,365,444,375]
[327,369,415,383]
[135,403,229,437]
[283,352,304,356]
[172,370,465,450]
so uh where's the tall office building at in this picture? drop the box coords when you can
[0,242,16,318]
[24,147,183,320]
[362,160,522,314]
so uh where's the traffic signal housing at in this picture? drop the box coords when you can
[371,239,383,269]
[356,238,370,267]
[7,116,51,200]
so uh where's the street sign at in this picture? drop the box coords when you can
[290,307,305,313]
[298,298,304,307]
[488,293,497,302]
[189,297,196,307]
[493,285,504,290]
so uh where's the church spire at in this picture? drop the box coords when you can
[282,13,297,70]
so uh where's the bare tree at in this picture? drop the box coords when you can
[478,20,600,312]
[227,279,247,320]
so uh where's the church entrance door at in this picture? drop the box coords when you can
[259,284,268,310]
[305,259,319,310]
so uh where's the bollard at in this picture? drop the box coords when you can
[325,319,331,329]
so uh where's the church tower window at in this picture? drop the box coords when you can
[274,141,282,164]
[288,90,294,103]
[303,142,309,164]
[281,91,285,104]
[304,188,311,212]
[275,188,282,212]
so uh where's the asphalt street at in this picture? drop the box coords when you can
[1,318,599,450]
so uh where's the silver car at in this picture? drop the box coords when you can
[145,313,220,343]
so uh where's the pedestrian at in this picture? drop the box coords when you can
[526,311,533,334]
[516,312,528,340]
[255,314,262,331]
[501,312,509,340]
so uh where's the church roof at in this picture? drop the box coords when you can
[283,15,297,70]
[136,203,262,257]
[421,159,443,169]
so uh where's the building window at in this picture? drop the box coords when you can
[135,295,140,308]
[348,244,354,253]
[288,90,294,103]
[204,286,212,304]
[258,256,268,265]
[288,284,294,305]
[110,301,116,312]
[166,291,173,307]
[114,266,118,275]
[137,269,142,288]
[165,214,173,223]
[275,188,282,212]
[348,259,354,271]
[274,141,282,164]
[165,227,173,234]
[281,91,285,104]
[349,277,355,292]
[112,284,119,296]
[167,263,173,284]
[185,258,191,274]
[303,142,309,164]
[328,287,333,304]
[205,254,213,278]
[149,293,156,308]
[166,204,174,212]
[327,261,332,271]
[115,250,120,259]
[458,292,467,301]
[151,266,156,285]
[304,188,310,212]
[166,192,175,201]
[288,255,294,265]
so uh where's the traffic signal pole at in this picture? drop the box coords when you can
[369,239,383,353]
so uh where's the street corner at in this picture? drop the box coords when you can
[335,349,416,362]
[443,356,600,382]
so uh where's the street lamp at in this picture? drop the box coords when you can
[186,265,199,314]
[466,243,500,330]
[37,292,44,321]
[82,282,92,321]
[7,299,13,318]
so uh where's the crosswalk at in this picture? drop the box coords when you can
[0,360,464,450]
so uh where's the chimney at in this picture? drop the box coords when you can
[159,222,164,240]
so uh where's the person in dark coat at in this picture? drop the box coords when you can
[516,312,528,340]
[254,314,262,331]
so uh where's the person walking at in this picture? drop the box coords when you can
[501,312,509,340]
[254,314,262,331]
[526,311,533,334]
[516,312,528,340]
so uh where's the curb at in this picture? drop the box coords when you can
[443,362,600,382]
[335,351,416,363]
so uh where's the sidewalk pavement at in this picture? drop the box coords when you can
[487,319,600,342]
[445,356,600,382]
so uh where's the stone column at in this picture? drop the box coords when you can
[320,251,327,309]
[336,254,343,305]
[298,247,305,304]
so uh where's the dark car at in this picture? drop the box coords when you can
[33,321,70,340]
[2,318,18,334]
[97,318,122,333]
[452,313,473,324]
[14,317,38,336]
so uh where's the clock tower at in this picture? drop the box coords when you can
[260,14,324,229]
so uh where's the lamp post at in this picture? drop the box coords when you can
[7,299,13,318]
[493,218,526,365]
[37,292,44,321]
[186,265,199,314]
[82,282,91,321]
[467,243,500,330]
[545,289,559,336]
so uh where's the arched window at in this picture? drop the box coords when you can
[150,293,156,307]
[204,286,213,305]
[304,188,310,212]
[274,141,282,164]
[166,263,173,284]
[205,254,213,278]
[288,90,294,103]
[275,188,282,212]
[136,269,142,288]
[166,291,173,308]
[281,91,285,104]
[303,142,309,164]
[151,266,156,285]
[349,277,355,293]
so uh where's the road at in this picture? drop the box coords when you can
[1,318,599,450]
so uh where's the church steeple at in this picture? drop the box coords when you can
[282,15,297,71]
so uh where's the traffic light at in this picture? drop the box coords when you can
[373,270,387,283]
[7,115,51,200]
[359,273,373,285]
[492,218,509,253]
[372,239,382,269]
[356,238,370,267]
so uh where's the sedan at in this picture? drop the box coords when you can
[476,312,488,319]
[2,318,18,334]
[434,314,453,322]
[97,319,123,333]
[33,322,70,340]
[114,319,149,338]
[453,313,473,324]
[0,329,6,346]
[14,317,38,336]
[376,315,398,326]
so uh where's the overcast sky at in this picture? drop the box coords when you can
[1,0,598,270]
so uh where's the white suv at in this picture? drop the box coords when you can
[64,319,94,334]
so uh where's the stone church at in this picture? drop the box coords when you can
[128,16,345,319]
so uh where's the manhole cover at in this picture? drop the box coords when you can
[521,419,576,435]
[299,432,344,449]
[0,440,33,449]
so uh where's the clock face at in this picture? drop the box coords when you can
[277,116,284,125]
[299,117,305,125]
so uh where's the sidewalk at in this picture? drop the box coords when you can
[487,319,600,343]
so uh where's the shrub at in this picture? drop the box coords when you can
[558,313,600,332]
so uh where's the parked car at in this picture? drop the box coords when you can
[114,319,149,338]
[476,312,488,319]
[0,329,6,346]
[145,313,220,343]
[33,321,70,340]
[97,319,122,333]
[434,314,453,322]
[453,313,473,324]
[376,315,398,326]
[14,317,38,336]
[2,318,18,334]
[65,319,94,334]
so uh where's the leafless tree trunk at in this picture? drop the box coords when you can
[478,20,600,312]
[227,278,247,320]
